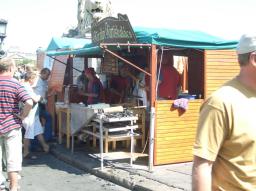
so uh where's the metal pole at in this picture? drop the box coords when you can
[149,107,155,172]
[0,38,6,58]
[100,43,151,47]
[130,120,134,167]
[148,44,157,172]
[71,136,74,153]
[99,115,104,171]
[0,38,2,49]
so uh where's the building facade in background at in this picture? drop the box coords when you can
[77,0,113,37]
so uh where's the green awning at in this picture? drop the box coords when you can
[47,45,101,56]
[47,27,238,57]
[46,37,91,51]
[134,27,238,49]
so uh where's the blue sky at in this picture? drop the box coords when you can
[0,0,255,53]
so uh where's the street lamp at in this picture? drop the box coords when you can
[0,19,8,58]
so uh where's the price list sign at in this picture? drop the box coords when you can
[102,53,118,74]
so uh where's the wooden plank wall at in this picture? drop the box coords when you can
[48,55,68,94]
[154,100,202,165]
[47,55,68,133]
[205,50,240,98]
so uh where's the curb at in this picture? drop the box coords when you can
[50,147,135,190]
[50,147,178,191]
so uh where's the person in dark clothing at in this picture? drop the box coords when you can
[80,68,104,105]
[77,70,89,104]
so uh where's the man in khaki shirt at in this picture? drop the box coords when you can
[192,34,256,191]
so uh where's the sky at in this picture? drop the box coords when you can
[0,0,256,53]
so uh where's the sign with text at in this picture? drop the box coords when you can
[91,14,137,45]
[102,53,118,74]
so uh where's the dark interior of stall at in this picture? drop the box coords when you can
[156,48,204,100]
[187,49,204,98]
[59,48,205,105]
[62,48,151,106]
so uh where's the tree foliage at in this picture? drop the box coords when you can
[16,58,36,66]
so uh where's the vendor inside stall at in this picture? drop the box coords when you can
[158,52,181,100]
[76,70,88,91]
[107,64,133,104]
[76,69,88,104]
[79,68,104,105]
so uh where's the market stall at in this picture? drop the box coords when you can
[37,37,92,133]
[46,16,239,169]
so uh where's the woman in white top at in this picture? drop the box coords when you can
[22,71,49,158]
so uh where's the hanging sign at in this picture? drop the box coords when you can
[91,14,137,45]
[102,53,118,74]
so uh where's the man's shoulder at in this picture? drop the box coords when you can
[205,78,242,108]
[35,77,47,87]
[36,77,43,83]
[0,77,21,85]
[214,78,242,96]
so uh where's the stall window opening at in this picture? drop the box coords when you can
[173,56,188,94]
[157,52,183,100]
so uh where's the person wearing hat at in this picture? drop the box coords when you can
[192,34,256,191]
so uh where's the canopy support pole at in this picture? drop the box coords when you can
[149,44,157,172]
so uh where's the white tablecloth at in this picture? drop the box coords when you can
[70,104,95,134]
[56,103,112,135]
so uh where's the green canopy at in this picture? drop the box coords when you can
[47,27,238,56]
[134,26,238,49]
[46,37,91,51]
[47,44,101,57]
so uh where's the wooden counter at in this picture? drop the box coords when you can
[154,99,203,165]
[55,103,95,152]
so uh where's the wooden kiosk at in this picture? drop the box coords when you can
[46,15,239,168]
[154,49,239,165]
